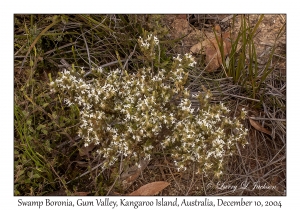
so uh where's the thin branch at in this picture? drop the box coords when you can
[81,29,92,70]
[248,116,286,122]
[66,162,104,184]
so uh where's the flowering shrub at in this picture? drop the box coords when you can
[50,32,248,177]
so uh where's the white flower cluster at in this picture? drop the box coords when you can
[50,35,248,176]
[173,54,197,68]
[137,33,160,59]
[163,91,248,176]
[138,34,159,49]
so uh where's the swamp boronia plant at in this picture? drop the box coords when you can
[50,33,248,177]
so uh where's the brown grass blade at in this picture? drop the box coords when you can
[21,18,61,69]
[249,118,271,135]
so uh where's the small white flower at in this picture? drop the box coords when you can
[97,67,103,73]
[153,36,159,45]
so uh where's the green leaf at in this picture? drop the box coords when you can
[26,119,32,125]
[160,61,169,68]
[22,110,29,117]
[17,170,25,177]
[32,174,40,179]
[41,129,48,135]
[28,126,35,133]
[42,103,49,108]
[37,124,46,130]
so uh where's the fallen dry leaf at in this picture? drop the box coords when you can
[190,39,210,55]
[128,181,170,196]
[204,32,231,72]
[214,24,221,33]
[190,30,231,72]
[249,118,272,135]
[79,142,96,157]
[73,192,90,196]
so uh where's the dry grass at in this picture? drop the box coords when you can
[14,14,286,196]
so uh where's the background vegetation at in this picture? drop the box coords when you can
[14,14,286,196]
